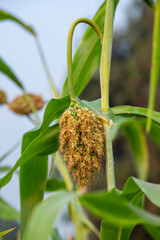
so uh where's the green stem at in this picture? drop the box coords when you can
[146,0,160,133]
[100,0,115,191]
[55,152,83,240]
[67,17,103,102]
[55,152,73,190]
[103,121,115,191]
[35,37,59,99]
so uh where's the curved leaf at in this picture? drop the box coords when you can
[75,99,160,127]
[46,178,66,192]
[23,191,75,240]
[121,122,149,180]
[51,228,61,240]
[0,124,59,189]
[79,189,160,228]
[0,141,20,163]
[41,95,70,130]
[76,98,116,123]
[123,177,160,208]
[20,129,48,236]
[0,95,72,189]
[0,198,19,220]
[73,201,100,238]
[0,228,16,237]
[0,10,36,35]
[112,105,160,127]
[0,58,24,90]
[61,0,120,97]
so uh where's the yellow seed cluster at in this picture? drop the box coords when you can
[0,90,7,105]
[8,94,44,115]
[59,106,104,187]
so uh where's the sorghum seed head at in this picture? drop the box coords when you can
[59,106,104,187]
[8,94,44,115]
[0,90,7,105]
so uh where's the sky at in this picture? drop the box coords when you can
[0,0,133,211]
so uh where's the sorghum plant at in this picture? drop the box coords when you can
[0,0,160,240]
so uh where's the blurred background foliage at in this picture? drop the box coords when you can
[80,1,160,239]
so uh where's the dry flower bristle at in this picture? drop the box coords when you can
[8,94,44,115]
[59,106,104,187]
[0,89,7,105]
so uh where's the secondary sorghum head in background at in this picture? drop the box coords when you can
[0,89,7,105]
[59,106,104,187]
[8,94,44,115]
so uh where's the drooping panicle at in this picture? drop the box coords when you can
[59,106,104,187]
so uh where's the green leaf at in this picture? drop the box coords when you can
[112,105,160,127]
[0,228,16,237]
[61,0,120,97]
[0,124,59,189]
[0,141,20,163]
[73,201,100,238]
[0,58,24,90]
[110,118,149,180]
[146,0,160,132]
[0,197,19,220]
[100,221,134,240]
[0,166,14,173]
[20,129,48,236]
[142,0,155,10]
[147,122,160,148]
[100,174,145,240]
[123,177,160,208]
[79,189,160,227]
[121,122,149,180]
[76,98,116,123]
[0,10,36,35]
[0,96,71,189]
[76,99,160,127]
[23,191,75,240]
[46,178,66,192]
[41,95,70,130]
[51,228,61,240]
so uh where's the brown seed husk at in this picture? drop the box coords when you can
[8,94,44,115]
[0,90,7,105]
[59,106,104,187]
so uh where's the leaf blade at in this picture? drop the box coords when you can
[61,0,120,97]
[0,58,24,90]
[0,198,19,220]
[0,10,36,35]
[23,191,75,240]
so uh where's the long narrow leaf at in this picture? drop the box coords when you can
[79,189,160,239]
[112,105,160,127]
[0,124,59,189]
[23,191,75,240]
[61,0,120,97]
[0,141,20,163]
[20,129,48,236]
[0,10,36,35]
[0,58,24,90]
[46,178,66,192]
[146,0,160,132]
[123,177,160,208]
[0,197,19,220]
[122,122,149,180]
[0,228,16,237]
